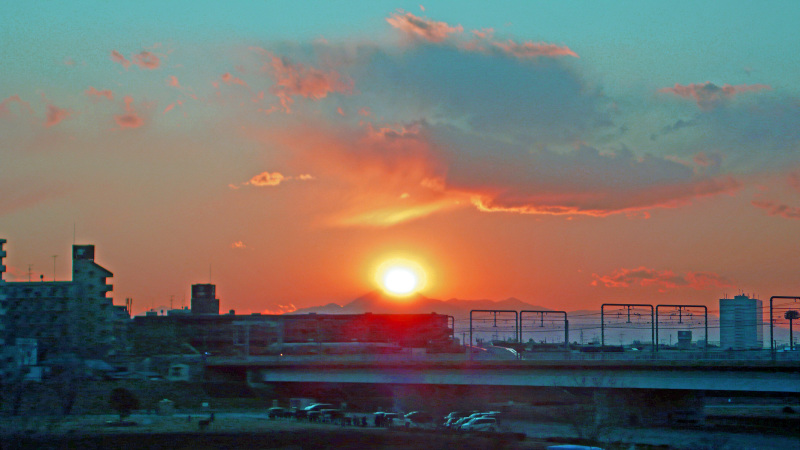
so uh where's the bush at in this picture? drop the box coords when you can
[110,388,140,421]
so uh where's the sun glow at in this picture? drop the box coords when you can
[376,258,427,297]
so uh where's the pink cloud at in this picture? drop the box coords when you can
[491,39,578,59]
[114,95,144,129]
[386,11,463,43]
[85,86,114,101]
[167,76,181,88]
[132,51,160,69]
[267,55,353,113]
[591,267,733,292]
[221,72,248,87]
[0,95,35,118]
[659,82,771,109]
[110,50,131,69]
[44,104,73,127]
[752,200,800,219]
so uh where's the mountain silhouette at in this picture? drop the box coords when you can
[289,291,550,317]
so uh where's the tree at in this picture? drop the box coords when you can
[109,388,140,421]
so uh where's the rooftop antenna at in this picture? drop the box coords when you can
[209,263,212,283]
[28,264,33,282]
[52,255,57,281]
[73,223,76,245]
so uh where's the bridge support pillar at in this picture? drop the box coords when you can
[593,389,704,427]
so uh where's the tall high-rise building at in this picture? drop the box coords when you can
[719,294,763,350]
[0,241,126,357]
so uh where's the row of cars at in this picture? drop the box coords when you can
[442,411,501,432]
[266,403,502,433]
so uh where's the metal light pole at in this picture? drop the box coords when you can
[785,310,799,351]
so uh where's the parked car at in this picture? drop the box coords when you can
[320,409,344,423]
[267,407,290,419]
[402,411,434,428]
[443,411,474,428]
[382,412,401,426]
[295,403,334,419]
[460,417,498,432]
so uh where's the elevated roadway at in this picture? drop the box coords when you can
[206,356,800,393]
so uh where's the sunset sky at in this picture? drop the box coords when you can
[2,2,799,315]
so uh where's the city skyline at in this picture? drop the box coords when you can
[2,2,799,315]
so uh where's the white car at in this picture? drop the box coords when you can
[460,417,498,432]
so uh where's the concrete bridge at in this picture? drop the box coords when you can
[207,356,800,393]
[206,355,799,425]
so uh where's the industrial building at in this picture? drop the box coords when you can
[719,294,764,350]
[0,240,127,358]
[131,309,455,356]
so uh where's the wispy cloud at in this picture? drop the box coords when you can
[111,48,162,70]
[85,86,114,101]
[264,54,353,113]
[44,103,73,127]
[386,11,463,43]
[592,267,733,292]
[490,39,578,59]
[110,50,131,69]
[659,82,771,110]
[0,95,35,118]
[752,200,800,219]
[131,50,160,69]
[114,95,144,129]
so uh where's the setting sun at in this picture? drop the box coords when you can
[376,258,427,297]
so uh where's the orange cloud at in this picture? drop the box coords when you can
[44,103,73,127]
[243,171,314,187]
[659,82,771,109]
[266,55,353,112]
[261,304,297,315]
[231,241,247,249]
[491,39,578,59]
[254,120,458,227]
[591,267,733,292]
[85,86,113,101]
[110,50,131,69]
[114,95,144,129]
[386,11,463,42]
[249,171,286,186]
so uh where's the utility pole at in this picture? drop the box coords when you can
[52,255,58,281]
[28,264,33,281]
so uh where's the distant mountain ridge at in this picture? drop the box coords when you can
[289,291,551,317]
